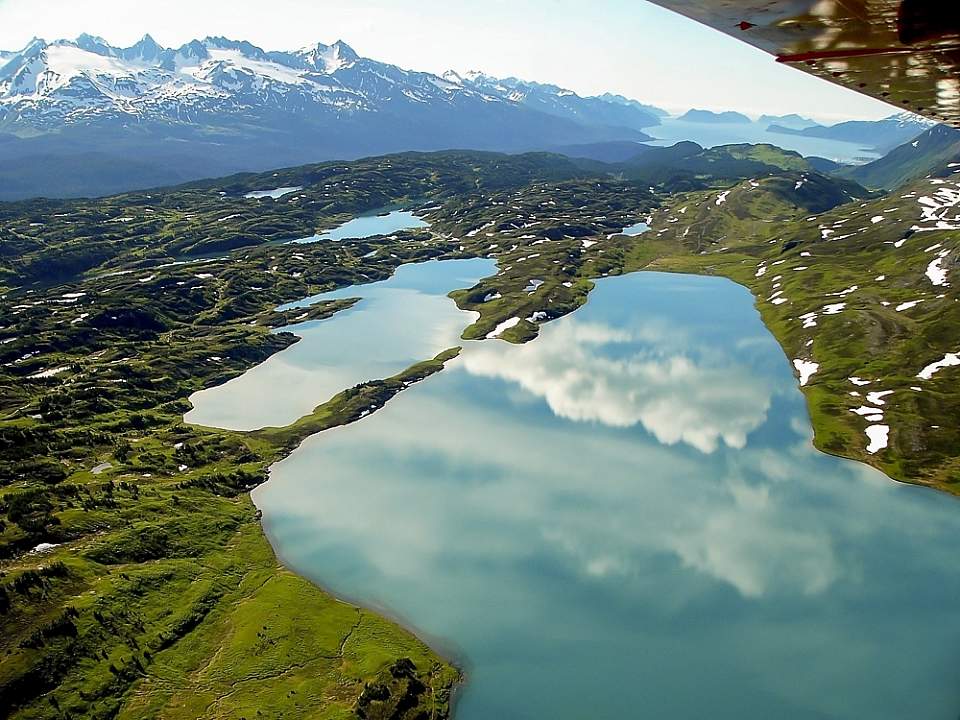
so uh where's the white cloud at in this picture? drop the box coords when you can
[461,318,775,453]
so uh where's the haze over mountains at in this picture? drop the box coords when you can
[0,33,943,201]
[0,34,665,199]
[677,109,752,124]
[766,113,935,154]
[671,108,931,151]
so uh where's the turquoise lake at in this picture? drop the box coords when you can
[185,259,493,430]
[291,209,429,244]
[620,221,650,236]
[197,260,960,718]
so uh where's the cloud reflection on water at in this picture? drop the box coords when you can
[460,317,776,454]
[255,270,960,718]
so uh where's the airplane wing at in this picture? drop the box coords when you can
[645,1,960,127]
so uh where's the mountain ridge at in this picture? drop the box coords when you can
[840,123,960,190]
[767,113,935,153]
[0,34,664,133]
[677,109,751,124]
[0,34,669,200]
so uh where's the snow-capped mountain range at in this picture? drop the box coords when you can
[0,34,936,201]
[0,34,668,199]
[0,34,662,132]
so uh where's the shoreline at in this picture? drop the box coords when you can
[254,488,473,681]
[241,265,960,719]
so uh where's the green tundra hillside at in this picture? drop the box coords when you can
[0,145,957,718]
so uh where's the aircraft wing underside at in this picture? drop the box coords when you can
[646,0,960,127]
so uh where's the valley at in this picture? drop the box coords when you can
[0,138,958,718]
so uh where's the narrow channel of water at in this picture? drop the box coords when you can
[648,119,880,163]
[185,258,494,430]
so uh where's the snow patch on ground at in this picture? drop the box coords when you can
[912,185,960,232]
[828,285,858,297]
[850,405,883,416]
[30,366,69,379]
[865,425,889,454]
[917,352,960,380]
[485,317,520,339]
[793,359,818,386]
[866,390,894,405]
[925,249,950,286]
[244,186,303,200]
[27,542,60,555]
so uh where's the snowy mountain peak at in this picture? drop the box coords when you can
[74,33,113,55]
[891,110,937,128]
[0,34,664,141]
[201,37,270,61]
[330,40,359,61]
[13,37,46,59]
[297,40,358,73]
[441,70,465,85]
[172,39,209,64]
[122,34,163,62]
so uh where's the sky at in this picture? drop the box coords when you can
[0,0,896,121]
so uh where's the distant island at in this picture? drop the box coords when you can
[678,108,752,124]
[758,113,819,130]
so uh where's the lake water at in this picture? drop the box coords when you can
[291,209,429,244]
[620,221,650,236]
[650,119,880,164]
[185,259,494,430]
[247,266,960,719]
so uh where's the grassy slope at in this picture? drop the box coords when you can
[842,124,960,190]
[1,147,957,717]
[620,172,960,492]
[0,354,461,720]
